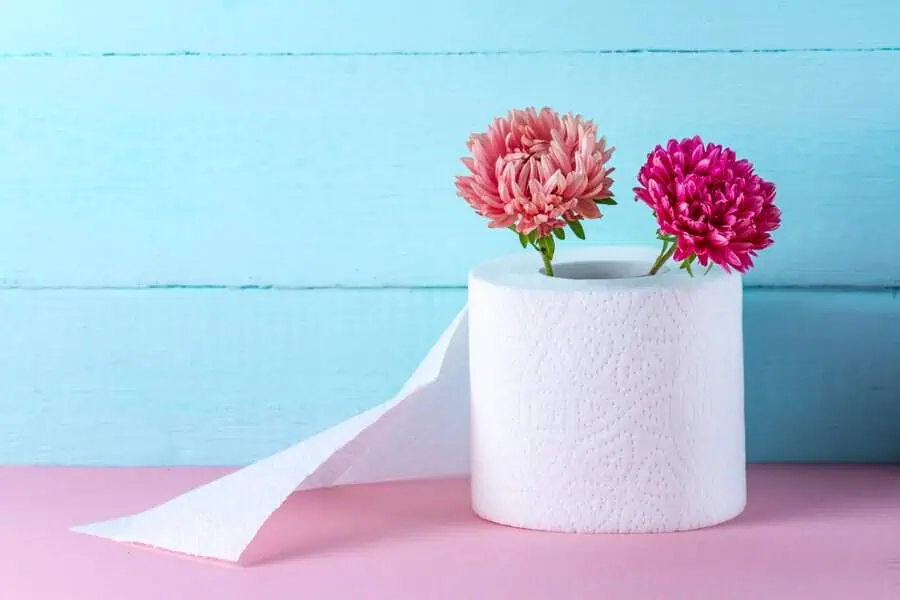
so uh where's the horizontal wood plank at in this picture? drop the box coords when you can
[1,53,899,287]
[1,287,897,466]
[0,1,898,54]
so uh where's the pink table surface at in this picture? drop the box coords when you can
[0,465,898,600]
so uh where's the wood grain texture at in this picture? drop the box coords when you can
[1,288,897,466]
[2,53,899,288]
[0,1,898,54]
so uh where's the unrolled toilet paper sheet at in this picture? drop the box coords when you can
[72,308,472,562]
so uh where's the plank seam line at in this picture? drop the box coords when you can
[1,47,899,59]
[0,284,897,294]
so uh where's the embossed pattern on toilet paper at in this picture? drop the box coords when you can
[469,250,746,533]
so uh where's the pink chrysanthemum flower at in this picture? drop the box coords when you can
[634,136,781,274]
[455,107,615,238]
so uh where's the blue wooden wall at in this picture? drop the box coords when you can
[1,2,898,465]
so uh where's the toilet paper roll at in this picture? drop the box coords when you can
[71,246,745,562]
[468,246,746,533]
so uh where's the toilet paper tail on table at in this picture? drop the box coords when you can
[71,307,472,563]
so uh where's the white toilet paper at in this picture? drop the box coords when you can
[72,308,472,562]
[72,246,745,562]
[469,246,746,533]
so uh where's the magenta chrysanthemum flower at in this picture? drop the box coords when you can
[455,107,615,238]
[634,136,781,274]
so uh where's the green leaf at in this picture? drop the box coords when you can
[517,232,529,248]
[595,197,618,206]
[527,230,538,243]
[553,228,565,240]
[680,254,697,277]
[568,219,586,240]
[544,234,556,260]
[704,263,715,275]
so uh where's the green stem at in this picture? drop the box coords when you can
[649,238,677,275]
[541,250,554,276]
[534,239,554,276]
